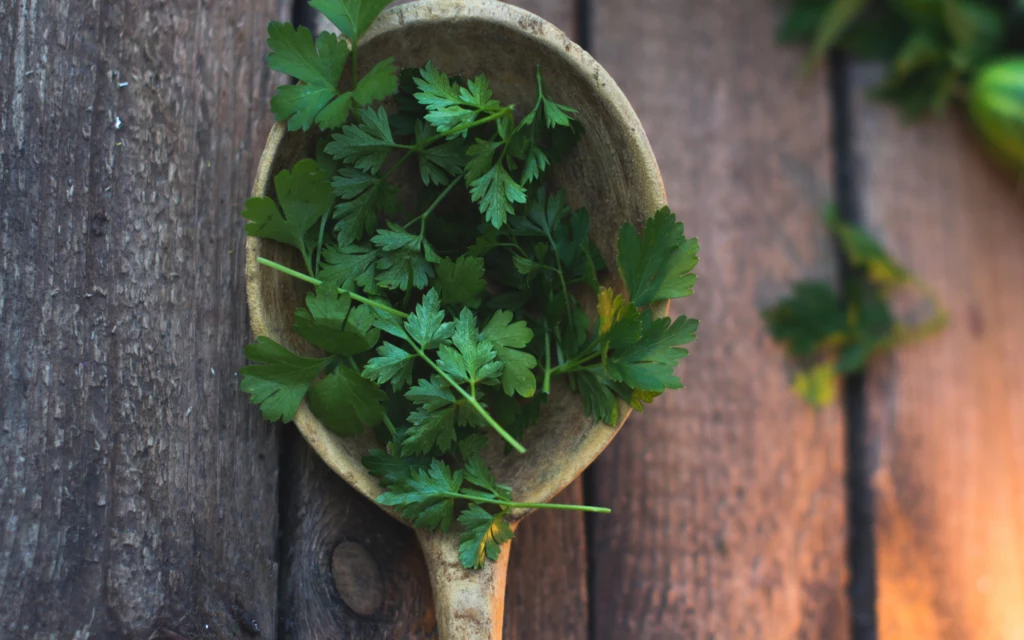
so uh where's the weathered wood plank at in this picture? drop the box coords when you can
[0,0,287,637]
[587,1,850,637]
[849,64,1024,640]
[282,2,587,639]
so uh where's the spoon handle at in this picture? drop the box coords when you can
[416,527,516,639]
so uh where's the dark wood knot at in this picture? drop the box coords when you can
[331,540,384,616]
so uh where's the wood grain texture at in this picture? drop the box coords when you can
[849,64,1024,640]
[588,1,850,637]
[0,0,287,637]
[288,2,588,639]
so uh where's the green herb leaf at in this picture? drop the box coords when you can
[293,284,380,355]
[267,25,350,130]
[604,311,698,393]
[310,0,393,42]
[617,207,699,306]
[481,310,538,397]
[320,243,380,293]
[469,164,527,228]
[414,63,502,135]
[401,289,455,349]
[437,309,504,387]
[436,255,487,307]
[363,342,417,390]
[243,159,333,267]
[416,121,468,186]
[458,505,515,569]
[240,337,331,422]
[308,365,387,435]
[363,445,432,488]
[353,57,400,105]
[376,459,463,531]
[325,106,399,174]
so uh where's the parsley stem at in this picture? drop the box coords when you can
[256,256,409,319]
[419,107,513,148]
[404,174,465,232]
[444,493,610,513]
[382,414,397,438]
[412,345,527,454]
[542,328,552,395]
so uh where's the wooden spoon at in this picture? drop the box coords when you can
[245,1,665,637]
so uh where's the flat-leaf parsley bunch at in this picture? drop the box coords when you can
[240,0,700,569]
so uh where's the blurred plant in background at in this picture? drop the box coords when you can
[779,0,1024,171]
[762,208,946,407]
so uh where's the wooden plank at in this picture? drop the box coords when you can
[281,2,586,639]
[849,64,1024,640]
[0,0,287,637]
[587,1,850,637]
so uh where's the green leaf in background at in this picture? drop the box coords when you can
[887,0,945,28]
[943,0,1006,69]
[778,0,831,43]
[823,206,909,286]
[763,282,848,358]
[307,365,387,436]
[793,362,840,407]
[809,0,871,62]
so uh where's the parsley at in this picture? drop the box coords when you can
[242,0,702,569]
[763,206,945,407]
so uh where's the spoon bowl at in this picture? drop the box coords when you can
[245,1,665,637]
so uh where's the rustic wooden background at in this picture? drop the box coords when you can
[1,0,1021,638]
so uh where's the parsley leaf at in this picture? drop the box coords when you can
[403,377,460,455]
[363,342,417,391]
[363,445,431,488]
[243,159,333,271]
[376,459,463,531]
[436,255,487,307]
[240,337,330,422]
[458,505,515,569]
[414,63,502,135]
[311,0,393,43]
[469,164,527,228]
[416,121,468,186]
[403,289,456,349]
[307,365,387,436]
[267,25,349,130]
[293,284,380,355]
[481,310,538,398]
[437,309,504,387]
[320,243,380,293]
[462,455,513,500]
[325,106,400,174]
[617,206,699,307]
[603,311,698,393]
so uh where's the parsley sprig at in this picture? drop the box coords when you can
[242,0,700,569]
